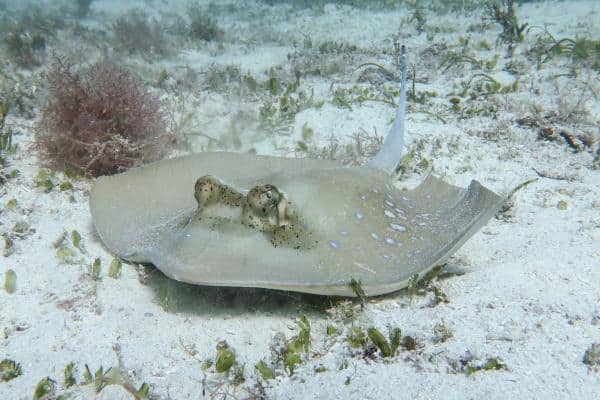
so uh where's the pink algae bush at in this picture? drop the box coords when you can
[36,58,170,176]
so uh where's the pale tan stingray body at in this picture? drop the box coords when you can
[90,47,505,296]
[90,152,504,296]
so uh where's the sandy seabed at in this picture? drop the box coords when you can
[1,1,599,399]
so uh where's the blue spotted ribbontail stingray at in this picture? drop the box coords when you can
[89,46,506,296]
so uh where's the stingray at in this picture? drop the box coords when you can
[89,47,506,296]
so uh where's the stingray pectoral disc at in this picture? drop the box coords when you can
[89,153,505,296]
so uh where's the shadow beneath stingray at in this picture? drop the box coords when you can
[140,264,348,317]
[135,262,466,317]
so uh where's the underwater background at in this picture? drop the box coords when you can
[1,1,599,399]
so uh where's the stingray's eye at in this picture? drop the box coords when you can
[259,191,274,207]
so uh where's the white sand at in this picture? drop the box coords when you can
[1,1,599,399]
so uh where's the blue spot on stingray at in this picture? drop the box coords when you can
[390,223,407,232]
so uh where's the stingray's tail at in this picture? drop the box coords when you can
[368,45,407,174]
